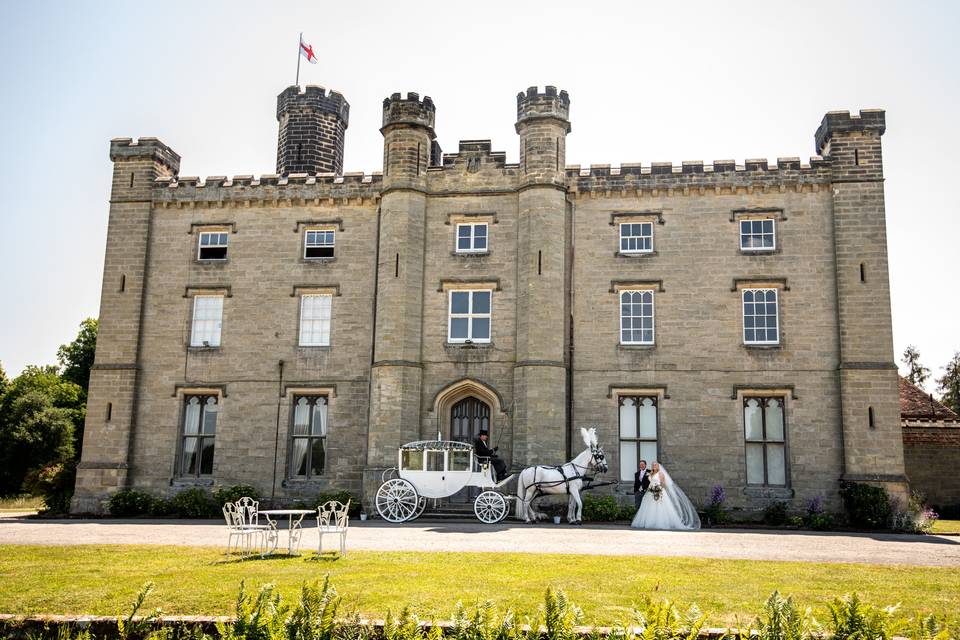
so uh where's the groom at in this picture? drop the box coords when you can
[633,459,650,508]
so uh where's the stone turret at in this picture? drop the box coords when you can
[513,86,571,464]
[819,109,906,499]
[276,85,350,176]
[71,137,180,513]
[381,92,436,187]
[516,86,570,187]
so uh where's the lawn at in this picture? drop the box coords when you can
[0,545,957,627]
[931,519,960,535]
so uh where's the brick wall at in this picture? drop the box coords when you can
[903,423,960,513]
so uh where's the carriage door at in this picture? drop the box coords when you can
[450,397,490,443]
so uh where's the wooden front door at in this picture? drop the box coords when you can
[450,396,490,443]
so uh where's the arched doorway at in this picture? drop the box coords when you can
[450,396,491,443]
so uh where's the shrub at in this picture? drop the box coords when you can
[753,591,813,640]
[827,593,904,640]
[839,481,891,529]
[763,501,789,526]
[22,460,76,514]
[803,495,834,531]
[170,487,217,518]
[581,495,631,522]
[213,484,260,506]
[703,484,728,526]
[108,489,155,517]
[891,490,939,534]
[150,497,175,517]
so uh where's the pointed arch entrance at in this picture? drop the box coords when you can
[432,378,504,445]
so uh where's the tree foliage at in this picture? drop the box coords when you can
[0,366,84,496]
[901,345,931,389]
[57,318,98,393]
[937,351,960,415]
[0,361,8,397]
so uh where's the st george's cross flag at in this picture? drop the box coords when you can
[300,36,318,64]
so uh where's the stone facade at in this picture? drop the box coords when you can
[71,84,907,515]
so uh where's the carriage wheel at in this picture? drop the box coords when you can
[409,496,427,521]
[474,491,508,524]
[376,478,420,523]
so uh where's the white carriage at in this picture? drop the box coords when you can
[375,440,514,523]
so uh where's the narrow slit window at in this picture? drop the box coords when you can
[129,172,134,188]
[868,406,875,429]
[106,402,112,421]
[120,274,126,293]
[860,263,866,282]
[197,231,229,261]
[538,250,542,275]
[304,229,335,259]
[395,253,399,277]
[854,149,860,166]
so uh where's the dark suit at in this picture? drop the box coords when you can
[633,468,651,508]
[474,437,507,481]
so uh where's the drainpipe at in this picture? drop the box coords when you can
[270,359,285,502]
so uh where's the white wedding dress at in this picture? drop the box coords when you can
[631,466,701,530]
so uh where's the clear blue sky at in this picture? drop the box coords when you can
[1,0,957,389]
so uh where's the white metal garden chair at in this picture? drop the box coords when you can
[222,502,269,558]
[316,499,350,557]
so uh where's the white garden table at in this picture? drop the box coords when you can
[259,509,313,556]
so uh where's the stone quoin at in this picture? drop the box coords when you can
[70,83,906,514]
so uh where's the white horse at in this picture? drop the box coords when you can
[515,427,609,524]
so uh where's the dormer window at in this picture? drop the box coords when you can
[456,223,488,254]
[198,231,228,261]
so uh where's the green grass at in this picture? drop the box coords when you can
[931,519,960,534]
[0,545,957,627]
[0,495,43,512]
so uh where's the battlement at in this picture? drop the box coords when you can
[564,156,832,195]
[516,86,570,126]
[814,109,885,155]
[441,140,507,170]
[156,171,382,189]
[109,137,181,172]
[276,85,350,125]
[382,92,436,131]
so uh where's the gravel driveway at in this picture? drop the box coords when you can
[1,513,957,567]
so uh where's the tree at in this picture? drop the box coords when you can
[901,345,931,389]
[0,361,8,397]
[57,318,98,393]
[937,351,960,415]
[0,366,84,496]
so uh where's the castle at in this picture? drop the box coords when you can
[71,84,906,514]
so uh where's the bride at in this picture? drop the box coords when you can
[631,461,701,530]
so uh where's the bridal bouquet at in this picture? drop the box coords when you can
[650,485,664,501]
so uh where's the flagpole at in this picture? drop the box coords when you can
[295,32,302,87]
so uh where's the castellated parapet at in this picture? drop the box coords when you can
[381,92,436,132]
[276,85,350,176]
[516,86,571,132]
[814,109,886,155]
[109,137,181,173]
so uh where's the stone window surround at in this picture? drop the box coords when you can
[191,224,234,263]
[287,393,329,480]
[189,294,225,349]
[618,288,655,346]
[730,208,786,255]
[281,385,337,486]
[183,287,230,351]
[610,281,662,350]
[303,227,336,261]
[446,288,493,344]
[454,221,489,254]
[447,212,496,256]
[610,387,667,488]
[739,391,792,491]
[610,211,663,258]
[292,286,340,349]
[733,279,787,349]
[172,388,223,485]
